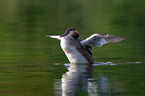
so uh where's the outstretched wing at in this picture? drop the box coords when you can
[46,35,61,40]
[81,34,125,47]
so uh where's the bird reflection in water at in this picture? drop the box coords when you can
[62,63,94,96]
[55,63,96,96]
[54,62,125,96]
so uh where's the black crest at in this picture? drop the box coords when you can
[61,28,77,37]
[65,28,76,33]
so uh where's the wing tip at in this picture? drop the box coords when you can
[122,37,126,40]
[46,35,61,40]
[107,36,126,42]
[46,35,50,37]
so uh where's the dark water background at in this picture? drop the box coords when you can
[0,0,145,96]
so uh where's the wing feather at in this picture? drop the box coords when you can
[71,40,94,64]
[76,44,94,64]
[81,34,125,47]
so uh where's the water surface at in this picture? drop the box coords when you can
[0,0,145,96]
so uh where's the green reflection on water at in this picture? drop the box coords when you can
[0,0,145,96]
[0,62,67,96]
[94,63,145,96]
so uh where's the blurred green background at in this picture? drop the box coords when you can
[0,0,145,96]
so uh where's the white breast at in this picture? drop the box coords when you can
[60,38,89,64]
